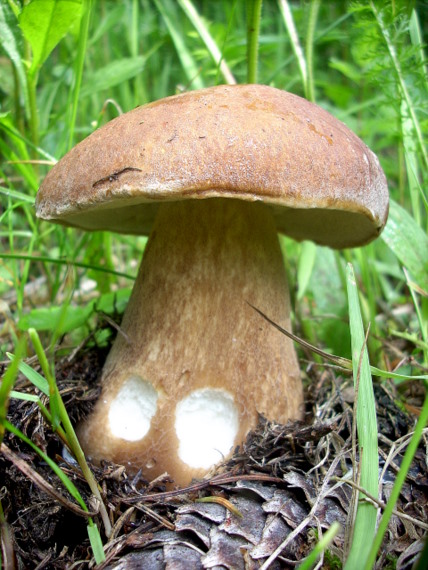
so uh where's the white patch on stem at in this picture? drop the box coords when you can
[175,389,239,469]
[108,376,158,441]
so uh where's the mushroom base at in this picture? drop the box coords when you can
[78,199,302,486]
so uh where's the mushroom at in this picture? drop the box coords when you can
[36,84,389,486]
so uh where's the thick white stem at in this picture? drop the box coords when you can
[79,199,302,485]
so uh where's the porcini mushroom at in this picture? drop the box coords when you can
[36,84,389,486]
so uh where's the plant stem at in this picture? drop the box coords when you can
[26,72,39,178]
[29,329,112,538]
[12,65,24,136]
[24,29,39,157]
[178,0,236,85]
[305,0,320,102]
[57,394,113,538]
[344,264,379,570]
[246,0,263,83]
[278,0,307,94]
[67,0,93,151]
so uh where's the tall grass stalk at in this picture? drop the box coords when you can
[178,0,236,85]
[66,0,93,152]
[404,268,428,365]
[343,263,379,570]
[130,0,147,107]
[28,328,112,539]
[154,0,204,90]
[246,0,263,83]
[409,9,427,74]
[278,0,307,94]
[25,53,39,154]
[304,0,320,102]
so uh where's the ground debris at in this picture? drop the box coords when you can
[1,348,427,569]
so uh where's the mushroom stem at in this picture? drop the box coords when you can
[78,198,302,485]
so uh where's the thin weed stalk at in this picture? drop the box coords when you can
[178,0,236,85]
[28,329,112,539]
[304,0,320,102]
[67,0,93,152]
[246,0,263,83]
[278,0,308,94]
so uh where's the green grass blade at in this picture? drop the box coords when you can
[26,329,112,537]
[297,241,317,301]
[381,199,428,291]
[0,116,39,191]
[401,98,424,225]
[409,9,427,84]
[0,340,26,446]
[8,388,69,445]
[29,328,61,430]
[87,520,106,564]
[6,353,49,395]
[0,116,57,163]
[344,263,379,570]
[364,389,428,570]
[87,3,125,46]
[297,522,340,570]
[404,268,428,363]
[0,186,35,203]
[79,56,153,99]
[278,0,307,94]
[178,0,236,85]
[9,391,40,402]
[0,252,135,280]
[3,421,105,562]
[249,304,428,382]
[154,0,204,90]
[67,0,92,150]
[4,419,88,511]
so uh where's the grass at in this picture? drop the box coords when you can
[0,0,427,567]
[344,263,379,570]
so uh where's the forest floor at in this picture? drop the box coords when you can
[1,332,427,569]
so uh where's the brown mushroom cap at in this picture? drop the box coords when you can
[36,84,389,248]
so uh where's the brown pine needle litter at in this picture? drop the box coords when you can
[1,338,426,569]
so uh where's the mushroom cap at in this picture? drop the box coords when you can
[36,84,389,248]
